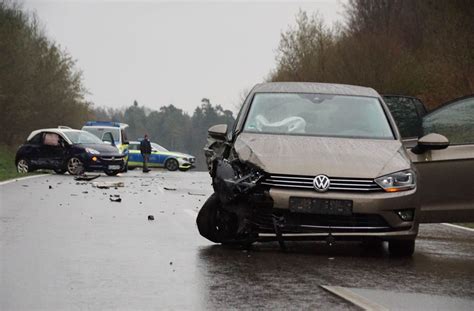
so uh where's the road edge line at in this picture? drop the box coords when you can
[320,285,388,311]
[0,174,48,186]
[442,223,474,233]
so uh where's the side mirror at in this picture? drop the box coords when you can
[208,124,228,141]
[152,148,158,153]
[411,133,449,154]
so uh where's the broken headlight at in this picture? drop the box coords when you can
[375,169,416,192]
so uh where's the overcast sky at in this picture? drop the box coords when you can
[23,0,345,114]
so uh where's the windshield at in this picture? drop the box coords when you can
[83,127,121,143]
[244,93,394,139]
[151,142,168,152]
[64,131,105,144]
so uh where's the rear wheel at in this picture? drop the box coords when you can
[67,157,84,175]
[165,158,179,171]
[17,159,31,174]
[389,239,415,257]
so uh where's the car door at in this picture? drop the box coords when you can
[408,96,474,223]
[25,133,43,167]
[39,132,67,169]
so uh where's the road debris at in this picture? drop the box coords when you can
[148,215,154,220]
[49,185,53,189]
[164,187,176,191]
[74,174,100,181]
[92,181,125,189]
[187,192,206,196]
[109,195,122,202]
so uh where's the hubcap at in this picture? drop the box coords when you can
[168,160,178,170]
[68,158,83,175]
[17,160,28,173]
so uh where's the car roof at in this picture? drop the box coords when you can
[251,82,380,97]
[26,128,85,144]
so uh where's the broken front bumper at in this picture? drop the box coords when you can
[251,187,419,241]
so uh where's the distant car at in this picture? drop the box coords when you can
[82,121,130,171]
[15,128,126,176]
[127,141,195,171]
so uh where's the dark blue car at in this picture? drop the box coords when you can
[15,128,125,176]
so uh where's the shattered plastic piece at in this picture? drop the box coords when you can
[92,181,124,189]
[49,185,53,189]
[109,195,122,202]
[164,187,176,191]
[74,174,100,181]
[82,191,88,194]
[187,192,206,196]
[169,261,173,265]
[148,215,154,221]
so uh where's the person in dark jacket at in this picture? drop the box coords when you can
[140,134,152,173]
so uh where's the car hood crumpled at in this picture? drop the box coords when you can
[233,133,411,179]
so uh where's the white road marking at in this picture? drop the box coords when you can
[184,209,198,218]
[442,223,474,233]
[320,285,388,311]
[0,174,48,186]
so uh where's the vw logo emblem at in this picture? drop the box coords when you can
[313,174,330,192]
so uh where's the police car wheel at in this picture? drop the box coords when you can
[165,159,179,171]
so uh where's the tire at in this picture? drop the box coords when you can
[389,239,415,257]
[104,170,120,176]
[196,193,239,243]
[67,157,84,175]
[54,168,66,174]
[128,166,136,170]
[16,158,31,174]
[165,158,179,171]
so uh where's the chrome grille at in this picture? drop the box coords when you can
[261,174,382,192]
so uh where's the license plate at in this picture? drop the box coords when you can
[108,165,121,170]
[289,197,353,216]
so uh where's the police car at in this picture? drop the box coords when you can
[127,141,195,171]
[82,121,130,171]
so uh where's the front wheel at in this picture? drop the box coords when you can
[104,170,120,176]
[388,239,415,257]
[17,158,31,174]
[165,158,179,171]
[67,157,84,175]
[196,193,239,243]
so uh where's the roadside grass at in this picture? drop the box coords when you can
[458,223,474,229]
[0,145,46,181]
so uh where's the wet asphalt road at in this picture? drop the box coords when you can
[1,171,473,310]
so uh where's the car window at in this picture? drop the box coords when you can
[63,131,105,144]
[28,133,43,145]
[151,143,168,152]
[244,93,394,139]
[43,133,61,146]
[423,97,474,145]
[83,127,121,142]
[383,96,423,138]
[129,143,139,151]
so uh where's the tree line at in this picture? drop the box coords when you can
[270,0,474,110]
[0,1,90,146]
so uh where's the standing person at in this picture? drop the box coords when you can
[140,134,152,173]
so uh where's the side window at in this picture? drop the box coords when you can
[383,96,423,138]
[43,133,61,146]
[129,144,138,151]
[28,133,43,145]
[423,97,474,145]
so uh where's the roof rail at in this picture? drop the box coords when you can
[58,126,72,129]
[84,121,129,129]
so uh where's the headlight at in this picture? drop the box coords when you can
[375,169,416,192]
[85,148,100,155]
